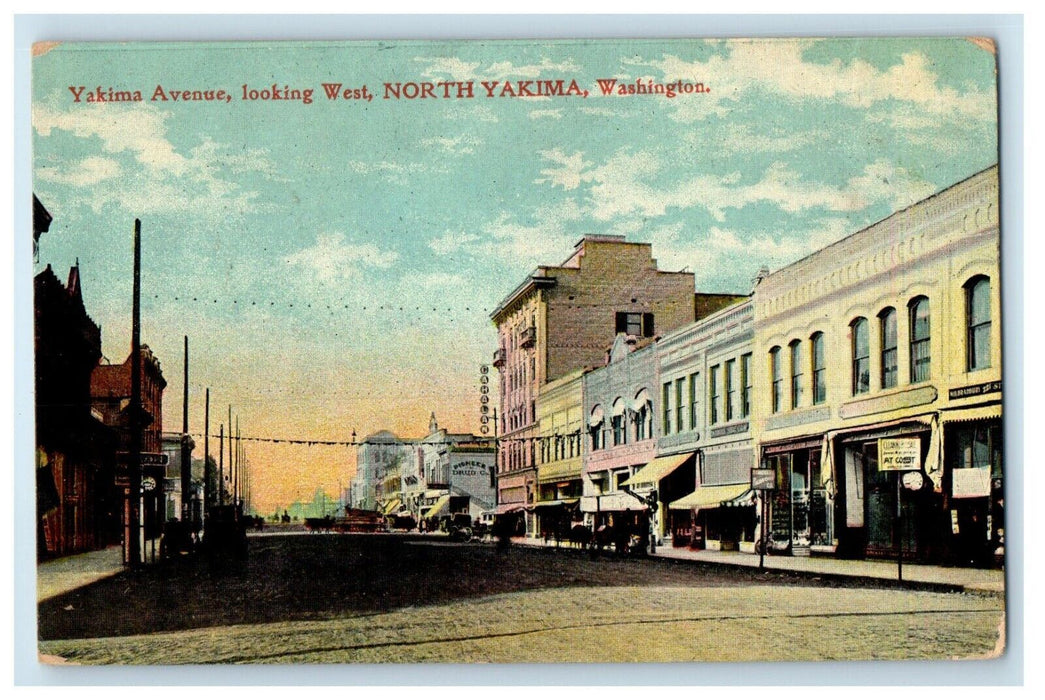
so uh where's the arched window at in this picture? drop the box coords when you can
[811,332,826,405]
[633,389,653,441]
[770,347,783,413]
[909,297,931,383]
[966,277,991,371]
[851,318,870,395]
[789,340,803,408]
[589,405,605,451]
[879,307,898,389]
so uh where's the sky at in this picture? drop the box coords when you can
[30,38,999,513]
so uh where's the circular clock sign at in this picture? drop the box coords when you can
[902,472,925,491]
[141,477,157,492]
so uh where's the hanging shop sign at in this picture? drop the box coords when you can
[878,438,921,471]
[751,467,776,490]
[478,364,491,434]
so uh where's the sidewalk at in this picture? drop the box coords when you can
[512,537,1006,594]
[37,545,126,602]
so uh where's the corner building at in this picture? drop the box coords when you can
[491,235,698,536]
[752,165,1001,564]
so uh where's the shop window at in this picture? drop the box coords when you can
[811,333,826,405]
[770,347,783,413]
[709,365,720,424]
[740,353,752,418]
[725,359,736,421]
[851,318,870,395]
[909,296,931,383]
[879,307,898,389]
[662,382,672,435]
[966,276,991,371]
[950,423,1002,477]
[789,340,803,408]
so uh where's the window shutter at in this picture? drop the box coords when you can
[642,313,655,337]
[615,312,628,334]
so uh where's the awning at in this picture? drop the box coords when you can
[669,483,753,510]
[589,405,605,427]
[940,403,1002,424]
[423,494,451,519]
[381,498,401,515]
[622,452,694,488]
[533,498,579,509]
[494,502,526,515]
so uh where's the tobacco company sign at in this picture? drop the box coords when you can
[878,438,921,472]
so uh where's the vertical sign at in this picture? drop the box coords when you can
[478,364,490,435]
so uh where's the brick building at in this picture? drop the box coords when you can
[490,235,739,535]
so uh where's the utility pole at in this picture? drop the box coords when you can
[218,423,224,506]
[126,219,142,567]
[203,388,210,513]
[180,335,191,523]
[235,415,240,509]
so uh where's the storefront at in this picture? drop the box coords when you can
[669,482,755,550]
[832,419,939,561]
[621,452,696,545]
[761,436,831,556]
[941,405,1003,567]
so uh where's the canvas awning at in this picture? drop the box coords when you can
[494,503,526,515]
[622,452,693,488]
[423,494,451,519]
[533,498,579,509]
[381,498,401,515]
[669,483,753,510]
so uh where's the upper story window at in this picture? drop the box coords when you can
[966,276,991,371]
[725,359,736,421]
[909,297,931,383]
[789,340,803,409]
[615,312,654,338]
[740,353,752,418]
[662,381,672,434]
[611,398,627,446]
[811,333,826,405]
[770,347,783,413]
[709,365,720,424]
[675,378,685,432]
[851,318,870,395]
[590,406,605,451]
[688,372,700,430]
[634,392,653,441]
[879,307,898,389]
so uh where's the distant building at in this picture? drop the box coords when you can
[352,430,416,512]
[35,261,117,559]
[534,369,585,539]
[415,414,495,528]
[160,432,200,525]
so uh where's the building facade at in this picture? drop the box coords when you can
[35,262,117,559]
[534,369,585,539]
[490,235,700,535]
[660,297,758,551]
[752,164,1001,564]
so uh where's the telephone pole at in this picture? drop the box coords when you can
[126,219,142,567]
[180,335,191,522]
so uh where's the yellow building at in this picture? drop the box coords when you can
[752,165,1001,564]
[534,369,585,539]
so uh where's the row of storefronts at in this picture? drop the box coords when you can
[495,164,1003,567]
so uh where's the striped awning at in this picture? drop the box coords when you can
[669,483,753,510]
[423,494,451,519]
[622,452,693,488]
[381,498,401,515]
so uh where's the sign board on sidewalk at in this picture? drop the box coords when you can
[878,438,921,471]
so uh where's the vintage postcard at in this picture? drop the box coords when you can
[31,37,1005,666]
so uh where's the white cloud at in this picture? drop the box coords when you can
[32,100,276,218]
[420,135,481,155]
[529,109,563,120]
[626,40,997,125]
[36,155,121,186]
[346,159,446,184]
[534,149,593,191]
[576,150,936,222]
[428,231,481,256]
[286,233,398,283]
[415,55,581,83]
